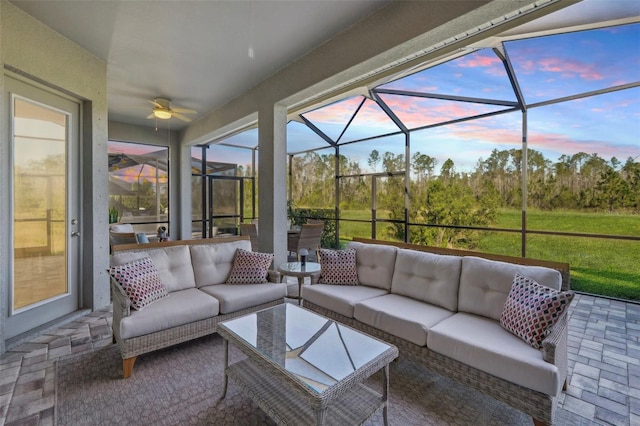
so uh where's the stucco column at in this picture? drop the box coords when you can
[258,103,288,267]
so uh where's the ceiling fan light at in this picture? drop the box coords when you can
[153,109,172,119]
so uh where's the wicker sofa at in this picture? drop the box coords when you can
[110,236,286,378]
[303,238,572,426]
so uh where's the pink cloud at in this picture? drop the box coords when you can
[456,54,505,77]
[458,55,501,68]
[538,57,604,81]
[528,131,636,160]
[379,95,506,129]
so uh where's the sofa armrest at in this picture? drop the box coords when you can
[267,270,281,283]
[110,278,131,320]
[310,273,321,284]
[541,313,567,364]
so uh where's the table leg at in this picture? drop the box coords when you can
[383,363,390,426]
[315,407,327,425]
[297,276,304,306]
[220,339,229,399]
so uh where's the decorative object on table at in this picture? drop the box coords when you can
[157,226,169,242]
[108,207,119,224]
[299,248,308,266]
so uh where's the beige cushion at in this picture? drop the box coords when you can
[391,249,461,311]
[458,256,562,321]
[111,245,196,292]
[118,288,219,339]
[303,284,388,318]
[354,294,454,346]
[427,312,562,396]
[199,283,286,314]
[110,223,134,233]
[346,241,397,290]
[190,240,252,287]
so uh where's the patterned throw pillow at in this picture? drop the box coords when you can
[500,272,574,349]
[318,248,359,285]
[109,257,168,310]
[226,249,274,284]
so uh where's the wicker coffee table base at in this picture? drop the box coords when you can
[219,328,394,425]
[222,355,388,425]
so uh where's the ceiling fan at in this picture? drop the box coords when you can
[147,97,197,122]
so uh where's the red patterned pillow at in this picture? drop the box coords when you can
[109,257,168,310]
[500,272,574,349]
[318,248,359,285]
[226,249,274,284]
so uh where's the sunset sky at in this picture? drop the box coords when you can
[189,22,639,175]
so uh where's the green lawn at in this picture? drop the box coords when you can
[337,208,640,301]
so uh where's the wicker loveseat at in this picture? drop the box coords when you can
[110,236,286,378]
[303,238,572,426]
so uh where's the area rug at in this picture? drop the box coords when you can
[55,334,533,425]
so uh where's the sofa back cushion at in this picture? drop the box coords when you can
[391,249,461,312]
[346,241,397,290]
[190,240,252,287]
[110,245,196,292]
[458,256,562,321]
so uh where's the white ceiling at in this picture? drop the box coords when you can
[10,0,389,130]
[9,0,639,134]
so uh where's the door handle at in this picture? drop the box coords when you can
[71,231,80,237]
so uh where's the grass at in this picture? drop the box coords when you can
[337,208,640,302]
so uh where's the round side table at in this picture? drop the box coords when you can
[278,262,321,305]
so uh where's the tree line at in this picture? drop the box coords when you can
[285,148,639,248]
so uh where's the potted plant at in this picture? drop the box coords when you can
[108,207,120,224]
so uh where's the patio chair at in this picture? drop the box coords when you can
[239,223,259,251]
[109,223,149,252]
[287,223,323,261]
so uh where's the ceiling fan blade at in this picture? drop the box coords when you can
[147,100,163,108]
[172,107,197,114]
[172,112,192,122]
[146,113,156,119]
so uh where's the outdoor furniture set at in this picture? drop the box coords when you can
[109,234,573,426]
[303,238,573,426]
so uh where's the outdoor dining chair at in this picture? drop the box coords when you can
[239,223,260,252]
[287,223,323,261]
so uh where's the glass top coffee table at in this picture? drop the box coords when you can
[218,303,398,425]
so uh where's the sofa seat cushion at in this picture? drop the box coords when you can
[346,242,397,290]
[111,245,196,292]
[303,284,388,318]
[427,312,561,396]
[391,249,461,312]
[119,288,219,340]
[458,256,563,321]
[354,294,454,346]
[199,283,287,314]
[190,240,252,287]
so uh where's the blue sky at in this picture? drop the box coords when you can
[186,22,639,175]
